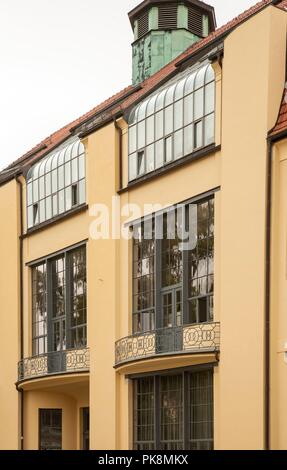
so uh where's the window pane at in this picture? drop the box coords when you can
[52,169,58,193]
[59,190,65,214]
[155,110,164,140]
[205,83,215,115]
[65,162,71,187]
[146,115,154,145]
[138,151,145,175]
[146,144,155,173]
[184,94,193,126]
[28,205,33,229]
[155,139,164,169]
[52,194,58,217]
[184,124,194,156]
[164,105,173,136]
[129,125,137,154]
[79,180,85,205]
[129,153,137,181]
[58,166,64,190]
[39,200,45,223]
[174,130,183,160]
[194,121,203,149]
[39,410,62,451]
[65,186,72,211]
[78,154,85,180]
[204,114,215,146]
[46,196,52,220]
[72,158,78,183]
[138,120,145,149]
[45,173,51,197]
[194,88,204,120]
[33,179,39,202]
[27,183,33,205]
[165,136,173,163]
[174,99,183,130]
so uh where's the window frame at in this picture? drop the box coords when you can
[26,140,86,229]
[128,63,215,182]
[39,409,62,451]
[131,194,215,335]
[31,242,87,356]
[133,368,214,450]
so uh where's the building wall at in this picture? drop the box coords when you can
[217,6,286,450]
[0,180,20,450]
[0,3,287,452]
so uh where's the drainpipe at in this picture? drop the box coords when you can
[114,118,123,191]
[15,176,24,450]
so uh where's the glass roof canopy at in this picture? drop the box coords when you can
[129,63,214,125]
[128,63,215,181]
[26,138,86,229]
[27,139,85,182]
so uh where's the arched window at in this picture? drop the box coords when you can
[26,138,86,228]
[128,63,215,182]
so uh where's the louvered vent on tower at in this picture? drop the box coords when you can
[138,10,149,38]
[188,7,203,37]
[158,3,178,30]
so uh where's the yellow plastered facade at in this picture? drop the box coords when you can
[0,4,287,450]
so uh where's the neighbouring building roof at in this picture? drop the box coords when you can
[1,0,287,185]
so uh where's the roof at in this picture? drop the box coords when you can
[128,0,217,31]
[1,0,287,185]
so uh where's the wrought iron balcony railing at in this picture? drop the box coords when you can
[18,348,90,383]
[115,322,220,366]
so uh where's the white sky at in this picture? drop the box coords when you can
[0,0,258,169]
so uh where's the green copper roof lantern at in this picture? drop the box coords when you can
[129,0,216,85]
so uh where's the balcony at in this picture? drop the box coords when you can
[115,322,220,367]
[18,348,90,383]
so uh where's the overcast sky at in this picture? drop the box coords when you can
[0,0,258,169]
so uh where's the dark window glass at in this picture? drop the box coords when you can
[82,408,89,450]
[132,197,214,333]
[32,246,87,355]
[32,263,47,356]
[187,198,214,324]
[134,370,213,450]
[39,409,62,450]
[132,220,155,334]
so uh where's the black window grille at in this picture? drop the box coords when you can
[133,369,213,450]
[39,409,62,451]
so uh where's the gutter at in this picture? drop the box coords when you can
[265,128,287,450]
[15,176,24,451]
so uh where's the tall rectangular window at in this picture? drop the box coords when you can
[32,262,47,355]
[132,196,214,335]
[133,369,213,450]
[31,245,87,355]
[39,409,62,450]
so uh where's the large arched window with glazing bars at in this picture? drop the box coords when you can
[26,139,86,229]
[128,63,215,182]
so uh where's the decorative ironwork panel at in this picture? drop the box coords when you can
[115,323,220,366]
[18,348,89,382]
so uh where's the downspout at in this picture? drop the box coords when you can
[265,138,272,451]
[15,176,24,450]
[114,118,123,191]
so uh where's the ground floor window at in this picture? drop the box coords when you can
[39,409,62,450]
[133,369,213,450]
[81,407,90,450]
